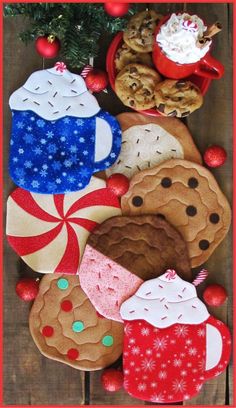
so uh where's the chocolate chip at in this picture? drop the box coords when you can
[161,177,172,188]
[188,177,198,188]
[129,100,135,106]
[143,89,151,96]
[199,240,210,250]
[168,110,177,117]
[176,81,186,88]
[129,67,138,74]
[157,103,165,113]
[130,82,138,89]
[182,111,190,117]
[186,205,197,216]
[210,213,220,224]
[157,213,166,220]
[132,196,143,207]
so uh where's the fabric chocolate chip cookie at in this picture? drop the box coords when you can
[155,79,203,117]
[121,159,231,267]
[115,43,153,72]
[115,63,162,110]
[123,10,163,53]
[29,274,124,370]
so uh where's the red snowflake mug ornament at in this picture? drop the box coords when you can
[120,270,231,403]
[6,177,122,274]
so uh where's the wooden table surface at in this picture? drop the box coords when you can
[3,3,233,406]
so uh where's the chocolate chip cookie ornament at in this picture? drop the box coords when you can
[121,159,231,267]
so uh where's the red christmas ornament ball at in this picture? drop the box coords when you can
[85,69,109,93]
[203,284,227,306]
[16,277,40,302]
[106,173,129,197]
[203,145,227,168]
[104,3,130,17]
[101,369,124,392]
[35,35,61,59]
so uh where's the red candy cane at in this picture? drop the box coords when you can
[80,64,93,79]
[192,269,208,286]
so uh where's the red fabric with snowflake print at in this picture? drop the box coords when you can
[122,316,231,403]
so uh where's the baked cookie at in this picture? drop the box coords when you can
[115,43,153,72]
[121,159,231,267]
[29,274,124,370]
[106,113,202,179]
[155,79,203,117]
[123,10,163,53]
[88,215,191,281]
[115,63,162,110]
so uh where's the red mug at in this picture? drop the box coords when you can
[153,15,225,80]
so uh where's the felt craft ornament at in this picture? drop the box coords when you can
[9,63,122,194]
[6,177,122,274]
[120,270,231,403]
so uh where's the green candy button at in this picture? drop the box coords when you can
[72,321,84,333]
[102,335,114,347]
[57,278,69,290]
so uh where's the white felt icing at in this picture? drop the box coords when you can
[9,67,100,120]
[206,324,223,370]
[94,117,113,162]
[120,270,209,328]
[106,123,184,179]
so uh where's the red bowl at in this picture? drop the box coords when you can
[106,32,211,117]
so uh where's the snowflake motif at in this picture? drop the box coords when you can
[141,327,150,336]
[168,395,174,400]
[131,346,140,356]
[110,152,116,158]
[198,358,205,371]
[13,157,18,162]
[146,348,152,356]
[79,161,84,166]
[180,353,186,358]
[192,368,198,373]
[80,168,90,178]
[227,339,231,345]
[27,126,32,131]
[63,118,70,124]
[135,367,141,372]
[173,359,182,367]
[68,176,76,183]
[76,119,84,126]
[137,383,146,392]
[214,371,222,377]
[69,145,78,153]
[123,352,129,357]
[23,134,34,144]
[125,323,132,336]
[40,169,48,177]
[218,364,224,369]
[47,143,58,154]
[161,363,167,368]
[31,180,40,188]
[22,112,29,117]
[30,116,35,121]
[142,375,148,381]
[18,178,25,186]
[14,168,25,177]
[60,136,66,142]
[197,328,205,337]
[185,338,192,345]
[52,161,62,171]
[158,370,167,380]
[170,339,176,345]
[78,182,83,188]
[24,160,33,168]
[73,130,78,135]
[70,155,79,164]
[183,394,191,400]
[10,140,14,146]
[105,161,110,166]
[187,362,192,368]
[55,178,62,184]
[62,172,67,176]
[156,352,161,358]
[151,382,157,389]
[174,325,189,337]
[172,379,187,393]
[16,121,24,129]
[18,148,24,154]
[130,361,135,367]
[46,131,54,138]
[34,168,38,172]
[188,347,197,356]
[140,358,156,372]
[79,137,85,143]
[83,150,88,156]
[196,383,203,392]
[153,337,168,350]
[33,147,42,155]
[36,119,45,128]
[180,370,187,377]
[150,393,164,403]
[124,369,130,375]
[42,164,48,170]
[64,159,73,168]
[47,182,57,192]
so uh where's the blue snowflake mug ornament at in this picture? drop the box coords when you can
[9,63,122,194]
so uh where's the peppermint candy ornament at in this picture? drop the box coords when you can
[6,177,121,274]
[181,19,198,32]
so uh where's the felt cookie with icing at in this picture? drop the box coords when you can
[6,176,121,274]
[9,62,121,194]
[106,113,202,179]
[120,270,231,403]
[29,274,124,370]
[121,159,231,267]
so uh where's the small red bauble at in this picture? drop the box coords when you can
[85,69,109,93]
[203,284,228,306]
[15,277,40,302]
[35,35,61,59]
[203,145,227,168]
[104,2,130,17]
[106,173,129,197]
[101,369,124,392]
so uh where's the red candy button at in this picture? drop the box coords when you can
[67,348,79,360]
[61,300,73,312]
[42,325,54,337]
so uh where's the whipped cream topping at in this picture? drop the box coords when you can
[9,66,100,120]
[120,270,209,328]
[156,13,211,64]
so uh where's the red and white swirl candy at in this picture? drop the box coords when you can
[6,177,121,274]
[181,19,198,32]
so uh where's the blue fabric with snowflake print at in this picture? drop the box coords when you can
[9,110,122,194]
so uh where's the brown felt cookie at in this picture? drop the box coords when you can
[106,113,202,179]
[88,215,191,281]
[155,79,203,117]
[121,159,231,267]
[115,63,162,110]
[29,274,123,371]
[115,43,153,72]
[123,10,163,53]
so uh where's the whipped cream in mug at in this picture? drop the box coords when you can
[156,13,212,64]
